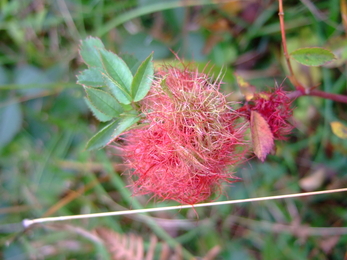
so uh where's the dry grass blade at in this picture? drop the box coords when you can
[94,228,218,260]
[145,235,157,260]
[95,228,144,260]
[203,245,221,260]
[23,188,347,228]
[159,241,170,260]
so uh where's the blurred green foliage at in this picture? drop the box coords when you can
[0,0,347,259]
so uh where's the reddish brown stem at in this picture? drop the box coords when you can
[278,0,304,91]
[288,89,347,103]
[278,1,293,78]
[278,0,347,104]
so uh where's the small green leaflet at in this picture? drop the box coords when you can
[80,37,105,68]
[120,53,142,75]
[113,114,140,139]
[85,120,119,150]
[84,97,112,122]
[99,49,133,104]
[85,115,140,150]
[85,87,124,117]
[103,73,133,105]
[131,53,154,102]
[77,67,105,88]
[290,47,336,67]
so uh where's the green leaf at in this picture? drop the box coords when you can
[80,37,105,68]
[0,100,22,148]
[77,67,105,88]
[113,114,140,138]
[85,87,124,117]
[131,53,154,102]
[84,97,112,122]
[85,120,119,150]
[290,47,336,67]
[99,49,133,102]
[103,73,133,105]
[120,53,142,75]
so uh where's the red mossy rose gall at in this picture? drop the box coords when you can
[119,67,249,204]
[249,88,293,140]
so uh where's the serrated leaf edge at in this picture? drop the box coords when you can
[99,49,133,94]
[79,37,105,68]
[84,97,113,122]
[85,87,123,117]
[85,120,119,151]
[77,68,106,88]
[102,73,133,104]
[131,53,154,102]
[111,115,140,141]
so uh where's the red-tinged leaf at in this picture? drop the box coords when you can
[250,110,274,162]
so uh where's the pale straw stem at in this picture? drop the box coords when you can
[23,188,347,228]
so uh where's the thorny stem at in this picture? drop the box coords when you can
[279,0,347,104]
[278,0,303,91]
[288,89,347,103]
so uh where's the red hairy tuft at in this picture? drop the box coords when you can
[250,88,293,140]
[119,67,248,204]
